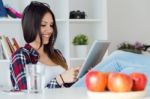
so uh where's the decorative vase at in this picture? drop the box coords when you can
[75,45,88,58]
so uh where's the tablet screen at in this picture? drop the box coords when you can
[76,40,110,79]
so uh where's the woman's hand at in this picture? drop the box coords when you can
[61,66,80,83]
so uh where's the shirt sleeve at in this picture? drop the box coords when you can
[46,78,75,88]
[46,78,62,88]
[10,52,27,91]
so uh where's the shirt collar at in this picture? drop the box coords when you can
[24,43,39,64]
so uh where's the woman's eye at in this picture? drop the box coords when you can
[41,25,46,27]
[50,24,53,27]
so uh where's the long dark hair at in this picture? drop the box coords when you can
[22,1,68,69]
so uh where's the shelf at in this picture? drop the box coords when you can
[56,19,68,22]
[0,18,67,23]
[0,18,21,23]
[0,18,102,23]
[69,58,85,67]
[69,19,102,23]
[70,58,86,61]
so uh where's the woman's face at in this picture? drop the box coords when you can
[36,12,54,45]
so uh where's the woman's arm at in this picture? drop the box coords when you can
[46,67,80,88]
[10,52,27,91]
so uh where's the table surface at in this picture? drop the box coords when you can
[0,87,149,99]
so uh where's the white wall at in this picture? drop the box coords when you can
[108,0,150,52]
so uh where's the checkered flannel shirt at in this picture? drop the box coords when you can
[10,44,65,91]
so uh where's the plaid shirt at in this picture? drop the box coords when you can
[10,44,65,91]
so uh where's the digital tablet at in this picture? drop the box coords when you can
[76,40,110,79]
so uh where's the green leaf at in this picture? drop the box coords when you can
[72,34,88,45]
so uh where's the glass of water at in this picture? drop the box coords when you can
[0,42,4,59]
[26,64,45,93]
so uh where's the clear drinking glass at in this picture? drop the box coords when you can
[26,64,45,93]
[0,43,3,59]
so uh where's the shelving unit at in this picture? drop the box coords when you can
[69,0,107,67]
[0,0,107,68]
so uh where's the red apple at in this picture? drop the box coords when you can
[108,72,133,92]
[130,72,147,91]
[85,71,107,92]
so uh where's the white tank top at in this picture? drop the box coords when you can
[36,62,65,85]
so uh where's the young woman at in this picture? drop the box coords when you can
[10,1,79,91]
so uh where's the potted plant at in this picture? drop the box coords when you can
[72,34,88,58]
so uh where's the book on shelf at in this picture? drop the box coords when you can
[12,38,20,49]
[0,35,20,60]
[0,35,11,59]
[5,36,15,53]
[0,37,6,59]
